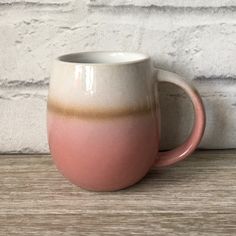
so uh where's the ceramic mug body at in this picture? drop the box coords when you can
[47,51,205,191]
[47,52,159,191]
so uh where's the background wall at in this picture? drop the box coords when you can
[1,0,236,153]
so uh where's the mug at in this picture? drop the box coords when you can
[47,51,205,191]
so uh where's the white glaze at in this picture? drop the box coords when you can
[49,52,154,110]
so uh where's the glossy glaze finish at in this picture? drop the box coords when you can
[47,51,205,191]
[47,52,159,191]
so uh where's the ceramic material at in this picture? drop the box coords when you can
[47,51,205,191]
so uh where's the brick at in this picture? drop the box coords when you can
[0,89,48,153]
[87,0,236,8]
[1,81,236,153]
[0,0,72,5]
[0,0,86,83]
[1,4,236,83]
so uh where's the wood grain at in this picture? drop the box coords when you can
[0,151,235,235]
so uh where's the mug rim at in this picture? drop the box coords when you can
[56,51,150,66]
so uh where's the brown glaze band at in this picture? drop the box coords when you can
[47,99,155,119]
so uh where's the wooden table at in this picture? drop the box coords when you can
[0,151,235,235]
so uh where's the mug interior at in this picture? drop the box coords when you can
[57,51,149,65]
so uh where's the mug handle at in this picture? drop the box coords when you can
[154,69,206,167]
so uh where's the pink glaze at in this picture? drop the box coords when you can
[48,112,158,191]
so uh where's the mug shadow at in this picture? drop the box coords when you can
[158,82,194,151]
[119,151,220,193]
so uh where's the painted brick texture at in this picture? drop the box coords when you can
[0,0,236,152]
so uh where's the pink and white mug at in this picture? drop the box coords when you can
[47,51,205,191]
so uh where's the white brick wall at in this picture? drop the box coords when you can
[1,0,236,153]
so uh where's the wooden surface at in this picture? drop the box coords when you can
[0,151,236,236]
